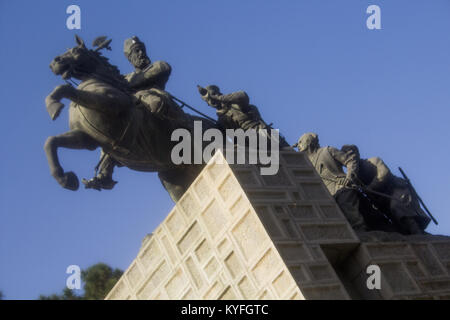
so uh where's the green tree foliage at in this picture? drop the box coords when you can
[39,287,82,300]
[38,263,123,300]
[82,263,123,300]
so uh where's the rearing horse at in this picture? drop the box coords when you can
[44,35,216,201]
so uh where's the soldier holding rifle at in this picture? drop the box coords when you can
[340,144,432,234]
[198,85,290,147]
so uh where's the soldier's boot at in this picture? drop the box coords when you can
[82,154,118,191]
[401,217,424,235]
[82,173,117,191]
[335,190,368,231]
[337,202,368,231]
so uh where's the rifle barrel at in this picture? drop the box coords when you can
[169,94,217,123]
[399,167,438,225]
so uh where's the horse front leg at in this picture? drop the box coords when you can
[45,83,131,120]
[45,84,73,120]
[44,130,98,191]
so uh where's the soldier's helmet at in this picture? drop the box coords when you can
[123,36,146,58]
[205,85,222,96]
[293,132,319,152]
[341,144,360,158]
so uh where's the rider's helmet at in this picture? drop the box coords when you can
[123,36,146,59]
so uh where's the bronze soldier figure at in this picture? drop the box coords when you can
[293,133,367,230]
[341,144,430,234]
[123,36,185,120]
[198,85,289,147]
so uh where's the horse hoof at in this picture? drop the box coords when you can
[62,171,79,191]
[46,101,64,120]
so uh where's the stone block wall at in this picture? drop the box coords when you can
[339,238,450,299]
[229,151,360,299]
[105,150,450,300]
[106,150,359,300]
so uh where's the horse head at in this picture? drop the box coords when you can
[49,35,124,85]
[49,35,95,80]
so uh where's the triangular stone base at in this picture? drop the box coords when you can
[106,150,450,300]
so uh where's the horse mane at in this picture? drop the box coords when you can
[88,50,129,89]
[92,51,121,77]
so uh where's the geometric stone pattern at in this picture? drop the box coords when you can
[106,150,450,300]
[229,151,360,299]
[106,150,358,300]
[340,240,450,300]
[106,151,307,300]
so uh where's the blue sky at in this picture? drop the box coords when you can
[1,0,449,299]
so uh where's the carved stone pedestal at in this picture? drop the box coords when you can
[106,151,450,300]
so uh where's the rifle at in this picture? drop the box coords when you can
[398,167,438,225]
[169,93,217,123]
[197,85,208,97]
[197,85,228,112]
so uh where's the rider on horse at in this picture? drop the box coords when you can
[124,36,186,120]
[83,36,186,190]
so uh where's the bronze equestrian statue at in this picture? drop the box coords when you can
[44,35,216,202]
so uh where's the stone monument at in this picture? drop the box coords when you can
[105,150,450,300]
[44,36,450,300]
